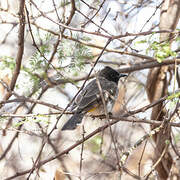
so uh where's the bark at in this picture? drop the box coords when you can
[146,0,180,179]
[2,0,25,101]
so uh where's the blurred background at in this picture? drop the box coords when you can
[0,0,180,179]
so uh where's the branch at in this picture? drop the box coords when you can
[4,91,180,179]
[2,0,25,101]
[30,1,178,39]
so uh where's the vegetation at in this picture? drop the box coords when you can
[0,0,180,179]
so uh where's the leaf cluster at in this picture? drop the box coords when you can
[150,41,176,62]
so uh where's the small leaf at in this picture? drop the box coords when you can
[167,91,180,100]
[165,140,170,145]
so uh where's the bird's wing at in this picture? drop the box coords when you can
[69,79,96,111]
[76,77,117,113]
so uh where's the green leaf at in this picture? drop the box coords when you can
[165,140,170,145]
[135,40,147,44]
[89,135,103,153]
[167,91,180,100]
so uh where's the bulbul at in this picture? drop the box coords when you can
[62,66,127,130]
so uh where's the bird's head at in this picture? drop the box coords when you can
[99,66,127,84]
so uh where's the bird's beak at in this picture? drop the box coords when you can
[119,74,127,78]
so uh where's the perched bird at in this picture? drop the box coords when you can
[62,66,127,130]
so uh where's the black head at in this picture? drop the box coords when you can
[99,66,127,84]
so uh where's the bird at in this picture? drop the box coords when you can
[61,66,127,130]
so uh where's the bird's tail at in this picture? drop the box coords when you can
[61,113,84,130]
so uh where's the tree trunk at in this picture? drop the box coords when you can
[146,0,180,179]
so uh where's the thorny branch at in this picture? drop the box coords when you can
[1,0,180,179]
[4,90,180,179]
